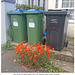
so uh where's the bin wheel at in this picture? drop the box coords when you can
[65,40,68,47]
[42,38,46,45]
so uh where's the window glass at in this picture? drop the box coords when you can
[68,9,74,20]
[32,0,34,7]
[62,0,74,8]
[55,0,74,20]
[43,0,45,10]
[28,0,30,5]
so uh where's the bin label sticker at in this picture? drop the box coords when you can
[50,19,58,23]
[29,22,35,28]
[13,21,18,26]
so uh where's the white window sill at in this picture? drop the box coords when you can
[68,20,74,23]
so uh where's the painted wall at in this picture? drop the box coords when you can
[1,2,15,44]
[67,22,74,38]
[48,0,55,9]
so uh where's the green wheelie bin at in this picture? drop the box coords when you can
[24,9,44,45]
[8,10,28,43]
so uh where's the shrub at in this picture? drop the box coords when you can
[15,41,54,69]
[16,4,43,10]
[2,40,12,50]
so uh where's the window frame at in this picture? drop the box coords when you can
[28,0,30,5]
[32,0,34,7]
[55,0,74,22]
[38,0,40,6]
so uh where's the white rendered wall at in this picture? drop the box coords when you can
[1,2,15,44]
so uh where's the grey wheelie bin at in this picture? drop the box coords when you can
[44,10,69,50]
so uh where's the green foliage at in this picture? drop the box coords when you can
[45,63,65,73]
[6,25,13,40]
[37,6,43,10]
[20,4,26,10]
[2,40,12,50]
[16,4,20,10]
[16,4,43,10]
[32,5,38,9]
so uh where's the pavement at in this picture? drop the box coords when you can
[1,50,28,73]
[1,37,74,73]
[1,50,47,73]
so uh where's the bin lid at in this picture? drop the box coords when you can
[44,9,68,16]
[8,10,27,15]
[24,9,45,14]
[43,32,47,37]
[1,0,15,3]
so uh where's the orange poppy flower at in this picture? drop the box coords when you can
[34,59,36,63]
[30,56,33,60]
[41,50,44,54]
[38,71,40,72]
[36,49,38,52]
[16,51,18,54]
[32,44,35,47]
[47,54,50,57]
[39,52,41,55]
[21,54,24,57]
[46,46,50,49]
[36,43,40,47]
[22,41,26,43]
[28,53,30,56]
[51,48,54,51]
[24,49,27,52]
[32,69,34,71]
[47,51,50,54]
[16,46,18,49]
[32,51,36,54]
[29,45,31,47]
[22,58,24,59]
[47,52,50,57]
[34,66,36,67]
[37,46,41,50]
[27,48,30,52]
[34,55,38,58]
[21,45,24,48]
[24,68,26,70]
[32,48,34,51]
[38,41,41,44]
[19,52,21,54]
[42,46,45,49]
[18,46,22,49]
[25,44,28,48]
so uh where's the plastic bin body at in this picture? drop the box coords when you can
[8,11,28,43]
[44,10,69,50]
[24,10,43,45]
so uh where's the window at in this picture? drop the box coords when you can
[68,9,74,20]
[43,0,45,10]
[38,0,40,6]
[62,0,74,8]
[55,0,58,8]
[55,0,74,21]
[28,0,30,5]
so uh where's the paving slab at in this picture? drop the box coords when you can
[52,59,74,73]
